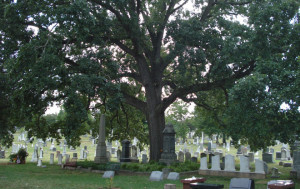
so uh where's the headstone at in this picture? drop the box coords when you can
[111,147,116,155]
[293,151,300,179]
[237,146,242,154]
[84,146,87,151]
[185,152,191,162]
[162,168,173,179]
[200,153,206,158]
[239,156,250,172]
[102,171,115,178]
[283,163,292,167]
[211,155,221,171]
[39,148,43,159]
[224,154,235,172]
[255,159,265,174]
[149,171,163,181]
[276,152,281,160]
[37,159,42,167]
[50,153,54,164]
[207,143,212,152]
[191,157,197,163]
[194,152,199,158]
[52,147,56,152]
[241,146,247,155]
[94,114,108,163]
[167,172,180,180]
[178,151,184,162]
[262,153,273,163]
[131,145,139,163]
[270,148,274,154]
[31,146,38,162]
[271,167,280,178]
[248,152,254,162]
[159,124,177,165]
[142,154,148,164]
[281,148,288,161]
[57,154,63,165]
[117,148,121,161]
[164,184,176,189]
[120,139,131,162]
[200,157,208,170]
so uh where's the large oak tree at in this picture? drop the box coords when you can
[1,0,299,160]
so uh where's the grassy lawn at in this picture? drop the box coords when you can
[0,161,298,189]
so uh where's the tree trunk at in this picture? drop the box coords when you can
[147,108,165,161]
[144,83,165,161]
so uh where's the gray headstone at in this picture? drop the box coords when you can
[167,172,180,180]
[262,153,273,163]
[271,167,280,178]
[94,114,108,163]
[185,152,191,162]
[229,178,253,189]
[276,151,282,160]
[149,171,163,181]
[102,171,115,178]
[178,151,184,162]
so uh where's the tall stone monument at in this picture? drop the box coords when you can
[94,114,108,163]
[159,124,177,165]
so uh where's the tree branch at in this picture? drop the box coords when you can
[200,0,216,22]
[122,91,147,114]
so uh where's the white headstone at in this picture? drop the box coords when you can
[102,171,115,178]
[149,171,163,181]
[200,157,208,170]
[255,159,265,174]
[240,156,250,172]
[167,172,180,180]
[37,159,42,167]
[224,154,236,171]
[211,155,221,171]
[39,148,43,159]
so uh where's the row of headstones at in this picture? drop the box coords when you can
[200,154,266,174]
[37,152,78,167]
[262,147,291,163]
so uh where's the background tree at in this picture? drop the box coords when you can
[166,101,191,140]
[1,0,299,160]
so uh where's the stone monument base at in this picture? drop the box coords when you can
[94,157,108,164]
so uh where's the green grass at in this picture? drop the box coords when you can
[0,161,299,189]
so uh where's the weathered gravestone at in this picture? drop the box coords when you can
[240,156,250,172]
[131,145,139,163]
[142,154,148,164]
[149,171,163,181]
[102,171,115,178]
[200,157,208,170]
[248,152,254,162]
[224,154,235,172]
[211,155,221,171]
[178,151,184,163]
[94,114,108,163]
[50,153,54,164]
[120,139,131,162]
[255,159,265,174]
[276,151,282,160]
[159,124,177,165]
[167,172,180,180]
[293,151,300,179]
[262,153,273,163]
[271,167,280,178]
[185,152,191,162]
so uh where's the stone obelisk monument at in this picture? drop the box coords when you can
[94,114,108,163]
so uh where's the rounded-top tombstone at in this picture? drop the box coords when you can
[159,123,177,165]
